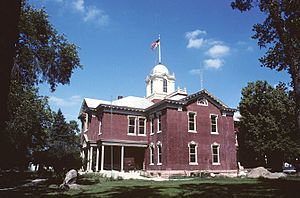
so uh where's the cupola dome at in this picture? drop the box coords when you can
[152,64,169,75]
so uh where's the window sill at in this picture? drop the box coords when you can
[212,163,220,166]
[127,133,136,136]
[189,162,198,165]
[137,134,146,136]
[157,163,162,166]
[98,133,102,136]
[211,132,219,135]
[188,130,197,133]
[157,131,162,134]
[150,133,154,136]
[149,163,154,165]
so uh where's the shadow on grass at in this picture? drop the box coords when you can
[178,178,300,198]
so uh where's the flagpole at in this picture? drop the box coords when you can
[158,34,161,64]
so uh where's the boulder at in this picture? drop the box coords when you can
[60,169,78,189]
[247,167,287,179]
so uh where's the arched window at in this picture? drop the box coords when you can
[157,141,162,165]
[188,141,198,165]
[197,98,208,106]
[150,80,153,94]
[149,143,154,165]
[163,79,167,93]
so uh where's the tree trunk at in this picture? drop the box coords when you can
[0,0,22,169]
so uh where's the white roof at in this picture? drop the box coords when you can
[84,98,110,108]
[112,96,154,109]
[152,64,169,75]
[84,96,154,110]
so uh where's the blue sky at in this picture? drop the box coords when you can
[31,0,290,122]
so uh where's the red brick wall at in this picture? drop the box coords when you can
[83,112,148,142]
[145,100,237,171]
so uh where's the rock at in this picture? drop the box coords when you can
[247,167,287,179]
[60,169,78,189]
[247,167,270,178]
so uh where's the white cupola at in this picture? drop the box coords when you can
[146,63,175,101]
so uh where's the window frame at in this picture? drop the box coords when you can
[210,114,218,134]
[211,143,220,165]
[127,116,137,135]
[188,111,197,133]
[150,117,154,135]
[98,117,102,135]
[197,98,208,106]
[157,142,162,165]
[149,143,154,165]
[163,79,167,93]
[138,117,146,136]
[188,141,198,165]
[157,114,162,133]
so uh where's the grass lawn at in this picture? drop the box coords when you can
[1,173,300,197]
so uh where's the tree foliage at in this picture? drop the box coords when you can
[238,80,299,170]
[39,109,81,173]
[15,4,82,91]
[231,0,300,133]
[3,80,52,170]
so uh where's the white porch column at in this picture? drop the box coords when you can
[89,146,93,172]
[87,147,90,172]
[121,146,124,172]
[96,146,99,172]
[101,145,105,171]
[81,150,85,171]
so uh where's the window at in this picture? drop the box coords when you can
[189,142,198,165]
[150,118,154,135]
[210,114,218,134]
[188,112,197,132]
[98,119,102,135]
[197,98,208,106]
[128,116,136,135]
[138,117,146,135]
[149,144,154,165]
[163,79,167,93]
[150,80,153,94]
[157,142,162,165]
[212,144,220,165]
[83,113,89,131]
[157,115,162,133]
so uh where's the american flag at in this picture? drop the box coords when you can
[151,39,160,50]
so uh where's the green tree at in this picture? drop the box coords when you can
[44,109,81,173]
[0,1,82,169]
[231,0,300,134]
[4,80,53,170]
[238,80,298,170]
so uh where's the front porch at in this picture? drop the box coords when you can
[81,140,147,172]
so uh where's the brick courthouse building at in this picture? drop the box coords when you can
[79,63,237,177]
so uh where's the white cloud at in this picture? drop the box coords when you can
[72,0,85,12]
[49,95,82,107]
[52,0,109,26]
[185,29,207,49]
[189,69,202,75]
[206,45,230,58]
[203,58,224,69]
[84,6,109,25]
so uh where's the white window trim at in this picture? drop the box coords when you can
[138,117,147,136]
[84,113,89,132]
[127,116,137,135]
[149,143,154,165]
[157,114,162,133]
[187,111,197,133]
[210,114,219,134]
[157,142,162,165]
[150,118,154,135]
[197,98,208,106]
[188,141,198,165]
[98,119,102,135]
[211,143,220,165]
